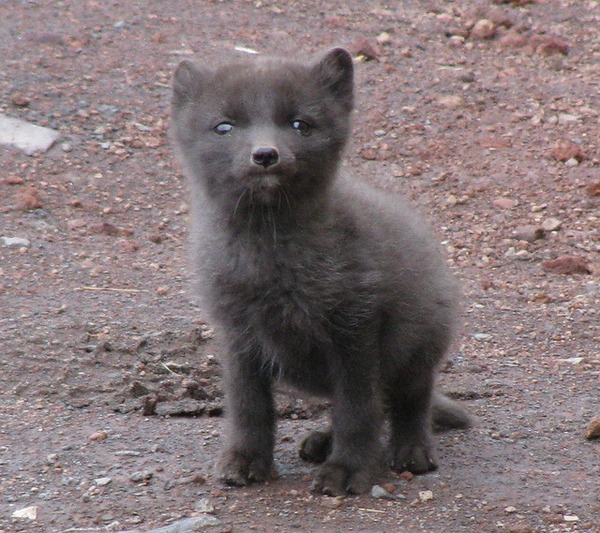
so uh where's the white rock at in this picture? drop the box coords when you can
[418,490,434,502]
[12,506,38,519]
[472,333,493,342]
[1,236,31,248]
[0,114,60,155]
[541,217,562,232]
[195,498,215,513]
[94,476,112,486]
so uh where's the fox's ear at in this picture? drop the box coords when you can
[311,47,354,112]
[172,60,207,109]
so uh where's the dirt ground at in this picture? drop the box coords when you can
[1,0,598,532]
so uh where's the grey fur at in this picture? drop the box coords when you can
[171,47,469,496]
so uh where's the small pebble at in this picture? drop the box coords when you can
[89,430,108,442]
[541,218,562,232]
[321,495,345,509]
[94,477,112,486]
[371,484,397,500]
[418,490,434,502]
[195,498,215,514]
[130,470,153,483]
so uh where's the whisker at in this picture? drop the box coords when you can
[232,189,248,219]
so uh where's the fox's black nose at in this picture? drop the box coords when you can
[251,147,279,168]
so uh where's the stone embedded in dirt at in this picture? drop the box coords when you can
[493,197,518,210]
[372,484,398,500]
[11,506,38,520]
[541,217,562,232]
[542,256,592,275]
[122,515,222,532]
[0,114,60,155]
[130,381,150,398]
[155,399,207,417]
[585,415,600,440]
[321,495,345,509]
[418,490,434,502]
[349,38,379,61]
[437,95,465,108]
[398,470,415,482]
[130,470,153,483]
[13,186,42,210]
[497,31,529,49]
[531,35,569,56]
[587,181,600,197]
[142,395,158,415]
[90,430,108,442]
[551,140,583,162]
[11,93,30,107]
[514,225,545,242]
[470,19,497,40]
[376,31,392,45]
[195,498,215,514]
[1,236,31,248]
[92,222,127,237]
[472,333,493,342]
[94,476,112,486]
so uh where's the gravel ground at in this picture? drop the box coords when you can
[1,1,598,531]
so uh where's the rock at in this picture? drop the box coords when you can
[472,333,493,342]
[118,515,222,533]
[514,225,544,242]
[130,470,153,483]
[541,218,562,232]
[321,495,345,509]
[1,236,31,248]
[376,31,392,45]
[11,506,38,520]
[195,498,215,513]
[471,19,496,40]
[437,95,465,108]
[349,38,379,60]
[564,157,579,167]
[418,490,434,502]
[542,256,592,275]
[493,197,518,210]
[585,415,600,440]
[398,470,415,482]
[155,399,207,417]
[551,140,583,162]
[587,181,600,197]
[497,31,528,49]
[94,476,112,486]
[0,114,60,155]
[90,430,108,442]
[13,186,42,210]
[11,93,30,107]
[531,35,569,56]
[371,484,397,500]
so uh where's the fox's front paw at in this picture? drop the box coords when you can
[217,449,273,486]
[391,442,437,474]
[311,462,372,496]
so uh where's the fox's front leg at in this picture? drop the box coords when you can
[217,342,275,486]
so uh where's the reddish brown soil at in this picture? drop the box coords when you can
[1,1,598,532]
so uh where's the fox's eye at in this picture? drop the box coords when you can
[214,122,233,135]
[291,119,313,136]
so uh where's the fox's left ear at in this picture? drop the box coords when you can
[311,47,354,112]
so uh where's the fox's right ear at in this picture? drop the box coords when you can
[172,60,204,108]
